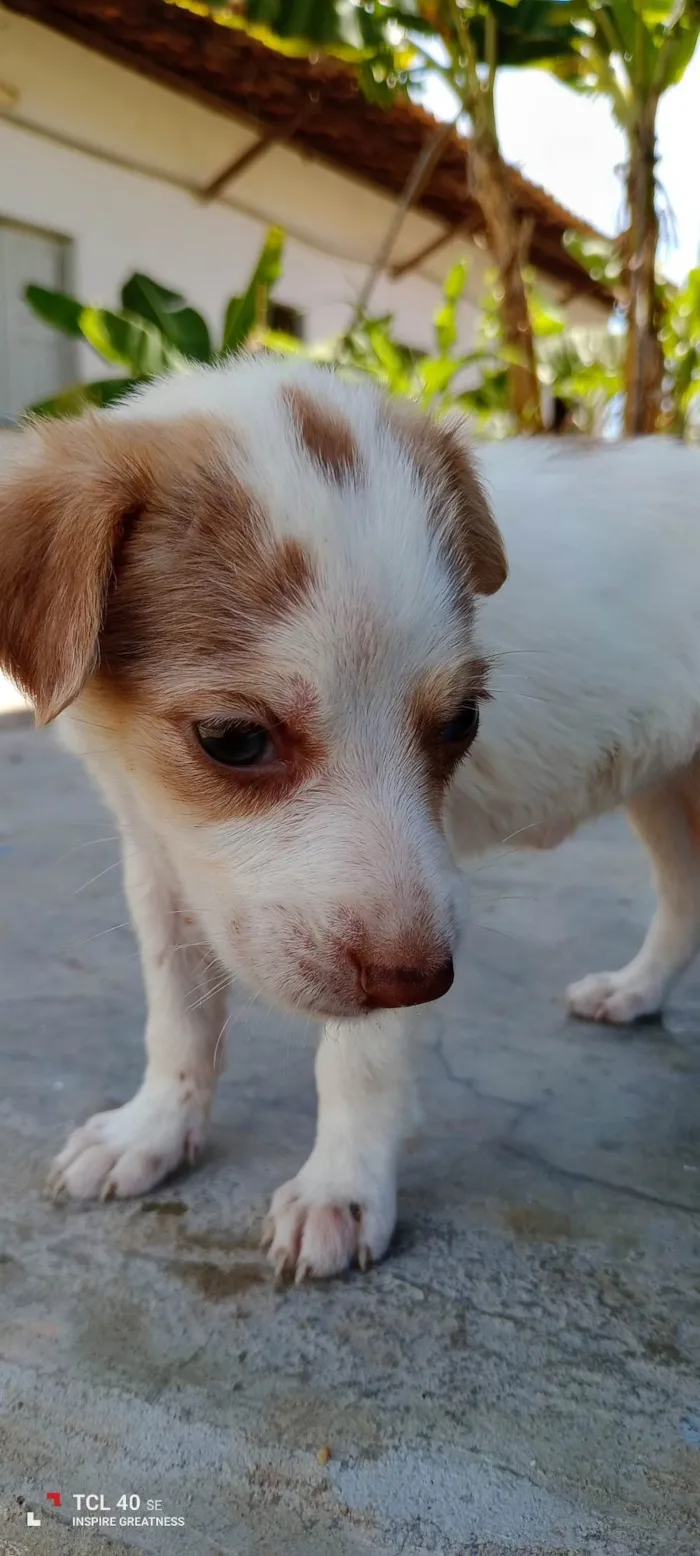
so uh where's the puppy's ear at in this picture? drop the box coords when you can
[434,412,508,597]
[388,401,507,598]
[0,414,156,724]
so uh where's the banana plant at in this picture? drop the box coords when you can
[23,227,285,417]
[226,1,587,433]
[658,267,700,439]
[551,1,700,433]
[307,258,503,414]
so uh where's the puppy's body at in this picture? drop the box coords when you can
[2,360,699,1279]
[454,436,700,854]
[450,438,700,1028]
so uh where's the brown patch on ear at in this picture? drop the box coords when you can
[387,403,508,599]
[0,412,288,724]
[0,415,150,724]
[282,385,360,483]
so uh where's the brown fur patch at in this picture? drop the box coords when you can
[386,403,507,600]
[282,386,361,483]
[81,669,328,827]
[0,416,148,723]
[99,428,315,699]
[0,409,317,725]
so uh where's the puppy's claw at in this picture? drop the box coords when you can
[358,1244,372,1273]
[101,1179,117,1202]
[295,1259,312,1286]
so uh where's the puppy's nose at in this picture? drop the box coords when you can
[360,957,454,1010]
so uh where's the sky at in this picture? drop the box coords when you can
[424,50,700,284]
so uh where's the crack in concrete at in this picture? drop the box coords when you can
[500,1141,700,1218]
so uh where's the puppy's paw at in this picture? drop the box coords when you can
[262,1160,396,1282]
[48,1081,207,1201]
[566,970,662,1026]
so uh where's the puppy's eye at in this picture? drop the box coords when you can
[194,720,274,768]
[440,700,480,745]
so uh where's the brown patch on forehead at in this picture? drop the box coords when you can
[385,402,507,601]
[282,385,361,484]
[98,415,316,700]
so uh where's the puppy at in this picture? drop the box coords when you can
[1,358,698,1281]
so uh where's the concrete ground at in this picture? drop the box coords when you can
[1,712,699,1556]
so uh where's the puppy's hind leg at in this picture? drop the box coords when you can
[49,840,229,1200]
[567,765,700,1025]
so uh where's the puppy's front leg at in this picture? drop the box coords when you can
[263,1012,410,1281]
[49,843,228,1201]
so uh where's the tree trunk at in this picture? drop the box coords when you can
[468,131,543,433]
[624,98,664,436]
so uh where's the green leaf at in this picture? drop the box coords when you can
[432,260,469,356]
[563,230,624,287]
[26,377,139,419]
[529,292,566,338]
[121,274,212,361]
[364,318,408,379]
[656,24,700,88]
[78,307,187,375]
[442,259,469,304]
[222,227,285,354]
[433,301,458,356]
[418,357,462,400]
[24,284,84,337]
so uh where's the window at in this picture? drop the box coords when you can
[0,219,76,423]
[269,301,305,341]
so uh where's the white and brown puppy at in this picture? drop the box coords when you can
[1,358,699,1281]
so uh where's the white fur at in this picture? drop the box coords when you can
[23,360,700,1278]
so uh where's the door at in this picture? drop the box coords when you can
[0,219,76,423]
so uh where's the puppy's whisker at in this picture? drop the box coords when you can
[213,1012,232,1072]
[490,647,557,660]
[500,820,552,846]
[87,920,131,941]
[473,922,521,944]
[73,859,123,894]
[54,836,121,865]
[185,974,232,1014]
[488,689,553,705]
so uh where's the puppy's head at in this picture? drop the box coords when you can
[0,360,506,1018]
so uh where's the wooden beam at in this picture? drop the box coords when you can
[198,105,318,202]
[348,117,457,325]
[389,215,480,279]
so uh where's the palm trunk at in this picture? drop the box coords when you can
[624,96,664,436]
[469,130,543,433]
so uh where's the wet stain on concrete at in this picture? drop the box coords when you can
[177,1226,261,1253]
[140,1200,189,1217]
[504,1204,572,1241]
[170,1259,266,1300]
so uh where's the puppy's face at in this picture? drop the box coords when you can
[0,361,506,1018]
